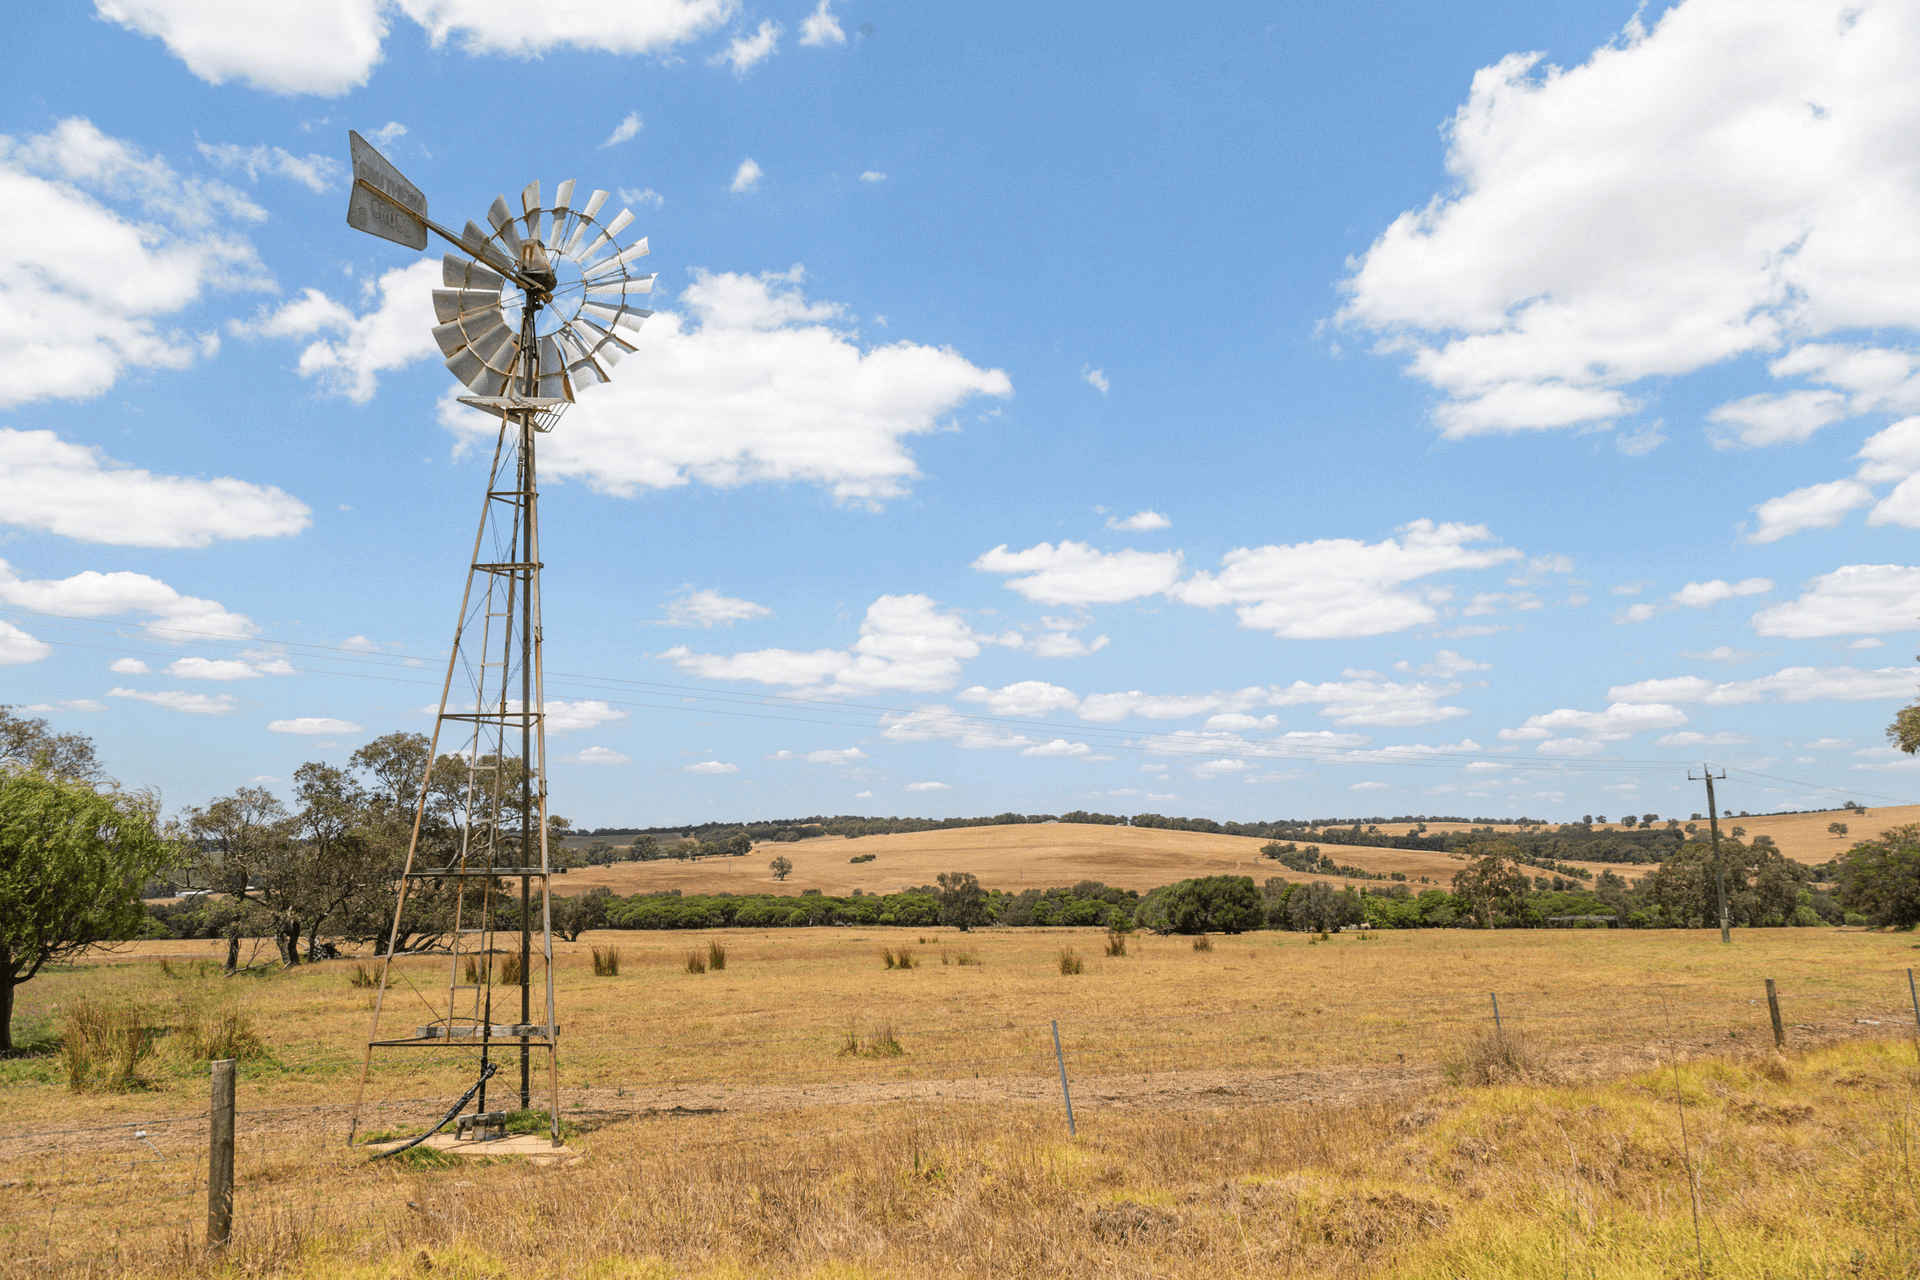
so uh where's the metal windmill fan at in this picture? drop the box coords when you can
[341,130,657,1151]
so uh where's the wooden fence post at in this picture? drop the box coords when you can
[1490,992,1503,1037]
[1764,979,1785,1050]
[208,1058,235,1251]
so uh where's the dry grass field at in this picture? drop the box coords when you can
[556,824,1620,899]
[6,927,1920,1277]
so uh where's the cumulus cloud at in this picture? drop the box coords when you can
[267,716,362,734]
[1500,703,1690,752]
[685,760,739,774]
[1748,480,1876,543]
[0,429,309,548]
[1608,664,1919,705]
[196,141,341,192]
[1105,509,1169,532]
[712,20,778,73]
[0,621,51,664]
[95,0,732,96]
[1670,578,1772,608]
[1268,675,1470,726]
[237,258,438,403]
[563,746,631,765]
[0,558,254,639]
[1082,367,1110,394]
[728,157,764,192]
[973,541,1184,606]
[799,0,844,45]
[438,266,1011,503]
[111,687,236,714]
[660,587,772,627]
[767,746,866,763]
[662,594,1009,696]
[0,118,270,408]
[1658,730,1749,746]
[602,112,643,147]
[1393,649,1490,678]
[109,658,150,674]
[904,780,950,792]
[959,681,1080,717]
[1338,1,1920,440]
[168,655,293,680]
[544,700,627,733]
[858,171,886,183]
[1026,630,1110,658]
[1174,521,1522,639]
[1078,690,1261,723]
[1751,565,1920,637]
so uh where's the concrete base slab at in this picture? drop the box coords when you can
[367,1132,576,1162]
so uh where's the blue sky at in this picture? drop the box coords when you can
[5,0,1920,827]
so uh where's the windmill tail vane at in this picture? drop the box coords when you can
[340,130,653,1151]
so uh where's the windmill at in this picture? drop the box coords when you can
[341,131,653,1149]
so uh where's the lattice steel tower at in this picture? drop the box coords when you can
[340,131,654,1145]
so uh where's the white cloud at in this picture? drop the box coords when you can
[1658,731,1749,746]
[0,429,309,548]
[1175,521,1522,639]
[904,780,949,792]
[0,119,270,408]
[1670,577,1772,608]
[239,259,439,403]
[545,700,628,733]
[1193,758,1251,778]
[959,680,1080,717]
[1752,565,1920,637]
[196,141,341,192]
[713,21,778,73]
[858,171,886,183]
[1082,366,1110,394]
[661,587,772,627]
[1609,664,1919,705]
[685,760,739,774]
[662,593,1004,696]
[563,746,631,765]
[0,558,254,639]
[1105,509,1169,532]
[1500,702,1689,745]
[1680,644,1755,663]
[602,112,643,147]
[767,746,867,763]
[853,789,873,798]
[96,0,731,95]
[618,187,665,209]
[267,715,362,734]
[1349,780,1390,791]
[1026,631,1110,658]
[1022,740,1096,758]
[799,0,844,46]
[1855,416,1920,484]
[1268,676,1470,727]
[438,266,1011,503]
[109,657,150,674]
[1338,1,1920,439]
[0,621,50,665]
[168,656,292,680]
[111,687,236,715]
[22,699,107,713]
[729,157,763,193]
[1706,391,1850,449]
[973,541,1185,606]
[1393,649,1489,678]
[1851,637,1886,649]
[1078,689,1260,723]
[1616,603,1657,624]
[1748,480,1875,543]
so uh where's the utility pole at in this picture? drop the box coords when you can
[1688,766,1731,944]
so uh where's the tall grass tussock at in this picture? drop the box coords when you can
[59,1000,156,1092]
[880,946,917,970]
[706,940,727,971]
[1057,947,1084,975]
[590,945,620,976]
[684,949,707,974]
[1104,928,1128,957]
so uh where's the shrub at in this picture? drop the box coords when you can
[684,950,708,974]
[1192,934,1213,952]
[61,1000,157,1092]
[850,853,876,863]
[348,961,378,988]
[1057,948,1084,975]
[838,1022,904,1057]
[175,1004,267,1062]
[1445,1028,1556,1086]
[590,945,620,976]
[1104,929,1128,957]
[707,941,727,971]
[953,948,982,966]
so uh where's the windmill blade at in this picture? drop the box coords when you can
[442,254,505,292]
[431,288,506,324]
[580,209,636,264]
[535,334,569,400]
[564,190,609,254]
[584,274,655,301]
[549,179,576,247]
[520,180,541,233]
[487,195,523,255]
[592,237,650,274]
[458,223,518,277]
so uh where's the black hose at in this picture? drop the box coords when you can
[367,1061,498,1161]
